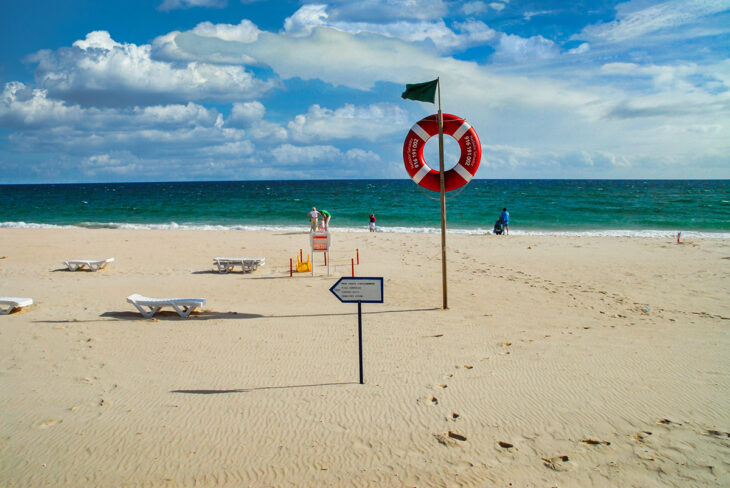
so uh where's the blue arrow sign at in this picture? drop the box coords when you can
[329,277,384,303]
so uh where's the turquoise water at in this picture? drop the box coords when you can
[1,180,728,237]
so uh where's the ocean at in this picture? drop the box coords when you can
[1,180,728,238]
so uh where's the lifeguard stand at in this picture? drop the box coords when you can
[310,231,331,276]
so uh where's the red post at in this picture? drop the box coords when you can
[351,258,355,277]
[290,258,293,277]
[356,248,359,265]
[324,252,327,266]
[300,249,303,261]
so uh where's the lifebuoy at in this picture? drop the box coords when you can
[402,113,481,192]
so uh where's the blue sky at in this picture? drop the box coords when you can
[1,0,728,183]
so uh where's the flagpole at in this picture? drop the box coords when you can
[437,77,448,310]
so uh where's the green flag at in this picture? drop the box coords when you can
[401,79,438,103]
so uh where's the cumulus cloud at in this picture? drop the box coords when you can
[0,82,221,130]
[225,100,288,140]
[158,0,226,12]
[227,101,266,127]
[28,31,272,107]
[192,19,260,42]
[284,4,329,36]
[288,103,409,142]
[0,82,83,129]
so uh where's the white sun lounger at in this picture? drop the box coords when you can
[65,258,114,271]
[0,297,33,315]
[213,257,265,274]
[127,294,205,318]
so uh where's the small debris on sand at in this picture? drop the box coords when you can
[581,438,610,445]
[448,431,467,442]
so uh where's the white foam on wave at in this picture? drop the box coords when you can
[1,221,728,239]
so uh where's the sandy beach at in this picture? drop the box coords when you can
[1,228,728,487]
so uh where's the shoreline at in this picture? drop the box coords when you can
[2,222,729,239]
[1,228,728,487]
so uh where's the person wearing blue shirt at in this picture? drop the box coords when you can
[500,208,510,235]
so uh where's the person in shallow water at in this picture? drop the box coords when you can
[500,208,510,235]
[493,219,503,235]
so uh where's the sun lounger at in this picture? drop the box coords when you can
[65,258,114,271]
[0,297,33,315]
[127,294,205,318]
[213,257,265,274]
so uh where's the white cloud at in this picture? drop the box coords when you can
[225,100,288,140]
[284,4,329,36]
[29,31,272,106]
[81,154,140,176]
[272,143,342,163]
[158,0,226,12]
[489,3,506,12]
[461,2,487,15]
[0,82,221,130]
[315,0,448,21]
[289,103,410,142]
[192,19,260,42]
[228,101,266,127]
[568,42,590,54]
[575,0,730,43]
[491,33,560,62]
[282,4,495,52]
[271,143,380,165]
[151,29,259,65]
[523,10,553,21]
[0,82,83,129]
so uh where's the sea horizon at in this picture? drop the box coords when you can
[2,179,728,238]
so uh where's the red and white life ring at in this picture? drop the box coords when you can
[402,113,481,192]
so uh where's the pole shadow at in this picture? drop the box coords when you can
[99,311,263,321]
[171,381,358,395]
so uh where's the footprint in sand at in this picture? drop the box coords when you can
[34,418,62,429]
[542,455,573,472]
[418,396,439,406]
[434,431,467,446]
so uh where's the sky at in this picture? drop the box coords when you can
[0,0,728,183]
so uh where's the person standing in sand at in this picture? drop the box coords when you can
[369,213,376,232]
[500,208,510,235]
[308,207,319,232]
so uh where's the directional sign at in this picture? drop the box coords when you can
[329,277,383,303]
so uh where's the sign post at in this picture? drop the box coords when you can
[310,231,331,276]
[329,277,384,384]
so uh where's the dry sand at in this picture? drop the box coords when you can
[1,228,728,487]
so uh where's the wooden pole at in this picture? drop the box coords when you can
[437,77,448,310]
